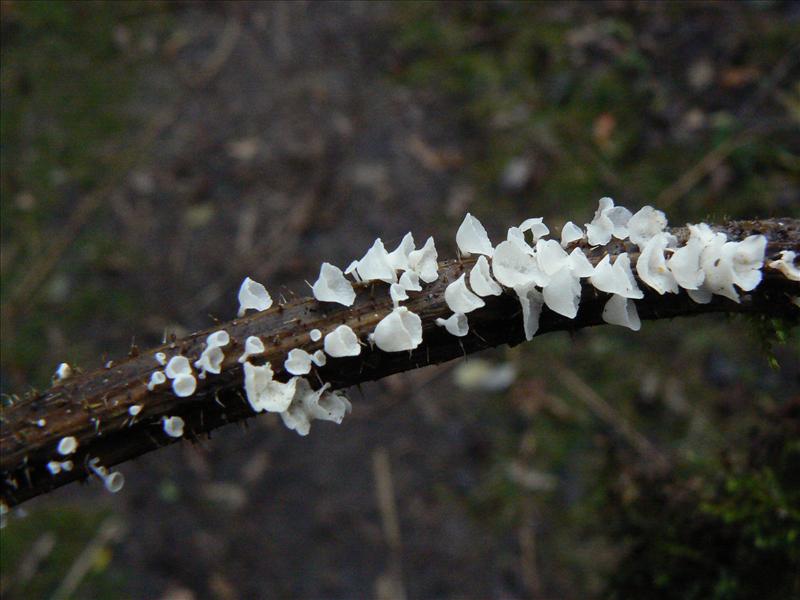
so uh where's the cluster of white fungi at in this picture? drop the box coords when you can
[42,198,798,497]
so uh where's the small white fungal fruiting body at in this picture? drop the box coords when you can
[436,312,469,337]
[243,362,297,413]
[237,277,273,317]
[372,307,423,352]
[627,206,667,248]
[311,349,327,367]
[172,374,197,397]
[147,371,167,391]
[238,336,265,363]
[387,232,415,271]
[407,237,439,283]
[585,197,632,246]
[768,250,800,281]
[518,217,550,242]
[637,233,679,295]
[54,362,72,381]
[47,460,73,475]
[491,240,548,288]
[589,254,643,299]
[560,221,583,248]
[456,213,494,257]
[164,355,197,397]
[444,273,485,313]
[285,349,313,375]
[312,263,356,306]
[128,404,142,416]
[309,329,322,342]
[603,294,641,331]
[162,416,185,438]
[516,283,544,341]
[279,381,352,436]
[194,330,230,378]
[355,239,396,283]
[154,352,167,366]
[57,436,78,456]
[469,255,502,297]
[390,283,409,307]
[165,356,191,378]
[324,325,361,357]
[88,457,124,493]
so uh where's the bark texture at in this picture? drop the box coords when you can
[2,218,798,506]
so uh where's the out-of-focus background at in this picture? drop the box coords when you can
[1,2,799,598]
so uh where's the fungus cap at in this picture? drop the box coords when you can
[637,233,679,295]
[560,221,584,248]
[407,236,439,283]
[162,416,185,438]
[311,349,327,367]
[285,349,313,375]
[586,197,631,245]
[194,346,225,378]
[206,330,230,348]
[356,239,396,283]
[602,294,641,331]
[312,263,357,306]
[155,352,167,366]
[667,233,705,290]
[309,329,322,342]
[568,248,594,278]
[147,371,167,391]
[128,404,142,416]
[243,361,299,413]
[628,206,667,248]
[55,363,72,381]
[57,436,78,456]
[469,255,502,297]
[768,250,800,281]
[165,356,192,379]
[387,232,415,271]
[172,373,197,397]
[542,268,582,318]
[324,325,361,357]
[456,213,494,257]
[492,240,548,288]
[435,312,469,337]
[515,283,544,341]
[536,239,571,276]
[398,270,422,292]
[518,217,550,242]
[444,273,485,314]
[373,307,423,352]
[237,277,273,317]
[390,283,409,307]
[238,336,265,363]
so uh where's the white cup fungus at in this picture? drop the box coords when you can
[57,436,78,456]
[162,416,185,438]
[238,336,265,363]
[237,277,273,317]
[444,273,485,314]
[285,349,313,375]
[312,263,356,306]
[324,325,361,357]
[372,307,423,352]
[436,312,469,337]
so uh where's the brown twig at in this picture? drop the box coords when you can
[1,219,798,507]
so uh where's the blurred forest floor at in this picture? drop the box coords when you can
[1,2,799,599]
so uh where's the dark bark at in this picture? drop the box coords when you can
[1,218,798,507]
